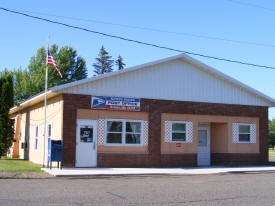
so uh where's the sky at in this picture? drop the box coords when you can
[0,0,274,119]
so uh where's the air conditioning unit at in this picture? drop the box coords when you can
[21,142,28,149]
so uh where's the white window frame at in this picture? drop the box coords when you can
[170,121,187,143]
[34,125,39,151]
[238,123,251,143]
[105,120,123,145]
[105,119,143,146]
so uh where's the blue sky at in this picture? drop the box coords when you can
[0,0,274,119]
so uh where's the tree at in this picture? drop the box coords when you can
[93,46,114,75]
[0,74,14,157]
[13,44,88,104]
[0,68,10,77]
[269,119,275,149]
[115,55,126,70]
[49,45,87,86]
[13,68,31,105]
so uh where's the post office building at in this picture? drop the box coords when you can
[9,53,275,167]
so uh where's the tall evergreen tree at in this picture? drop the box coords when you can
[93,46,114,75]
[115,55,126,70]
[0,74,14,157]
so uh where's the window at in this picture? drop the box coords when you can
[34,125,39,150]
[126,122,141,144]
[106,121,123,144]
[232,123,256,144]
[171,122,186,142]
[48,123,52,139]
[164,121,193,143]
[80,126,94,143]
[106,120,142,145]
[238,124,251,142]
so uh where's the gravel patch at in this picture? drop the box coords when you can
[0,171,54,179]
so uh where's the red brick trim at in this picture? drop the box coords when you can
[161,154,197,167]
[98,153,151,167]
[97,153,197,167]
[62,94,91,167]
[61,94,268,167]
[141,98,268,166]
[211,153,265,166]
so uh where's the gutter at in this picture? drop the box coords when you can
[9,91,60,115]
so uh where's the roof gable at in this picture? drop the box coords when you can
[51,54,275,107]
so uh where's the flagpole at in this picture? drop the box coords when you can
[43,37,49,168]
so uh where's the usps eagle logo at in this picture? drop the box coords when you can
[92,96,106,107]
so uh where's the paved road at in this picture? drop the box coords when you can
[1,171,275,206]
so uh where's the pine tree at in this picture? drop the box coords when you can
[93,46,114,75]
[115,55,126,70]
[0,74,14,157]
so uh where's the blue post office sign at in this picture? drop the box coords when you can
[91,96,140,111]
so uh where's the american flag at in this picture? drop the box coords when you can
[47,50,63,78]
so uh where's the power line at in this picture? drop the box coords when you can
[7,7,275,49]
[225,0,275,12]
[1,7,275,70]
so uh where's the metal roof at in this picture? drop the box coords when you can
[10,53,275,114]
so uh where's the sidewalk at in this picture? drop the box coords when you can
[42,166,275,177]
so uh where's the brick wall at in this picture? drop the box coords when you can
[141,98,268,167]
[211,153,264,166]
[62,94,91,167]
[62,93,268,167]
[98,154,151,167]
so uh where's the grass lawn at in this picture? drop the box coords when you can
[0,157,42,173]
[269,148,275,159]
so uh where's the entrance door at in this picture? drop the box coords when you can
[76,119,97,167]
[197,124,210,166]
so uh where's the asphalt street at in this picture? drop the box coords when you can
[1,171,275,206]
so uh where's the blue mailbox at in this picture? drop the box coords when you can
[48,139,62,169]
